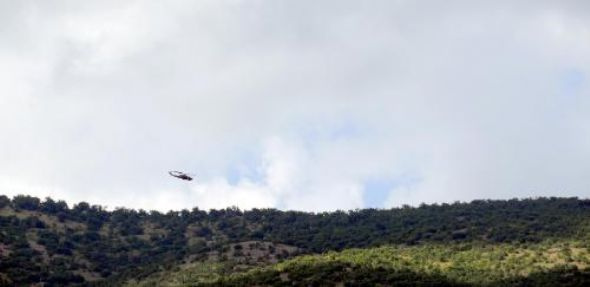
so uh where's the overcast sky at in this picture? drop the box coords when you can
[1,0,589,212]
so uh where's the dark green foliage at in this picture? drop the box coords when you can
[1,194,590,285]
[500,266,590,287]
[40,197,69,214]
[247,197,590,251]
[0,195,9,208]
[201,262,590,287]
[11,194,41,211]
[208,262,465,287]
[196,243,590,287]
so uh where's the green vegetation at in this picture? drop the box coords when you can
[201,241,590,286]
[1,194,590,285]
[125,261,228,286]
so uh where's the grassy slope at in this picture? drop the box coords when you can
[144,240,590,286]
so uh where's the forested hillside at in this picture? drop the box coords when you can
[1,195,590,286]
[198,241,590,286]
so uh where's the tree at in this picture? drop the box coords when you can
[12,195,40,211]
[0,195,10,208]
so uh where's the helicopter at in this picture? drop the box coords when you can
[168,171,194,181]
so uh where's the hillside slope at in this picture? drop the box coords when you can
[1,195,590,285]
[195,241,590,286]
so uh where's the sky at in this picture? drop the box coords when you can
[0,0,589,212]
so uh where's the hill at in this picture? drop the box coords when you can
[1,195,590,285]
[194,241,590,286]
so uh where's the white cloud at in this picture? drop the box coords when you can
[187,137,365,212]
